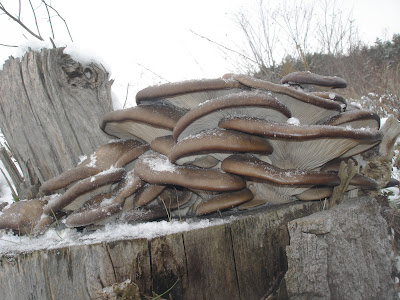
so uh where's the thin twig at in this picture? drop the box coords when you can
[42,0,73,42]
[42,0,55,39]
[190,29,260,68]
[123,83,130,108]
[0,43,18,47]
[137,63,170,83]
[28,0,43,40]
[0,2,43,41]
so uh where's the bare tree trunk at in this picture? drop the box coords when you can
[0,48,113,199]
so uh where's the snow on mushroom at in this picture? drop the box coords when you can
[1,71,394,235]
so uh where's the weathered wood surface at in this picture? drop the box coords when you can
[285,196,398,300]
[0,48,113,199]
[0,201,322,300]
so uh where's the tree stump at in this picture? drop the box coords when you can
[0,48,113,199]
[0,201,322,300]
[285,196,398,300]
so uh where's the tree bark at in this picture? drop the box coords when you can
[0,201,321,300]
[0,48,113,199]
[285,196,398,300]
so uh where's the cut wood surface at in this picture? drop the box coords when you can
[0,201,322,300]
[0,48,113,199]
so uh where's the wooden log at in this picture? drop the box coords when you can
[0,201,322,300]
[285,196,398,300]
[0,48,113,198]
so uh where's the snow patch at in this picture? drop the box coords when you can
[143,153,176,172]
[0,217,235,255]
[287,117,300,125]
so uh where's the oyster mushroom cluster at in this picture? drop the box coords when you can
[0,72,386,234]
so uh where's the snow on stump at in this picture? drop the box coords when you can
[285,196,398,300]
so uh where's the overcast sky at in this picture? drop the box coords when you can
[1,0,399,107]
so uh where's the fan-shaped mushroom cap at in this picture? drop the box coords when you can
[0,198,47,233]
[65,171,144,227]
[133,184,167,208]
[223,73,343,124]
[40,139,148,194]
[100,103,185,143]
[136,78,247,109]
[169,129,273,166]
[157,188,193,210]
[173,91,291,141]
[309,92,347,108]
[238,198,268,210]
[135,151,246,192]
[150,135,175,156]
[195,188,254,216]
[219,118,382,169]
[43,167,125,215]
[322,110,380,129]
[295,187,333,201]
[280,71,347,89]
[222,155,340,186]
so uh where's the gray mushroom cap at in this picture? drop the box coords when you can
[100,103,185,143]
[136,78,248,109]
[64,170,144,227]
[135,151,246,192]
[40,139,148,194]
[280,71,347,89]
[223,73,343,124]
[168,128,273,166]
[195,188,254,216]
[173,91,291,141]
[219,117,382,169]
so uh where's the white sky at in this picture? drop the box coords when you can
[0,0,399,107]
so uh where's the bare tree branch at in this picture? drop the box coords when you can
[0,43,18,48]
[27,0,43,40]
[137,63,170,83]
[42,0,73,42]
[0,2,44,41]
[42,0,55,39]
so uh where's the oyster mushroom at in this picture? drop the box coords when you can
[173,91,291,141]
[224,73,343,124]
[168,129,273,166]
[100,103,185,143]
[135,151,246,192]
[280,71,348,89]
[40,139,148,194]
[219,118,382,169]
[136,78,248,109]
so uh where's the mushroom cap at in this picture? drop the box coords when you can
[65,171,144,227]
[173,91,291,141]
[100,103,185,143]
[43,167,125,215]
[322,110,380,130]
[295,187,333,201]
[223,73,343,124]
[222,154,340,186]
[280,71,347,88]
[40,139,147,194]
[134,184,167,207]
[136,78,247,109]
[195,188,254,216]
[219,117,382,169]
[309,92,347,107]
[168,129,273,165]
[0,198,47,233]
[150,135,175,156]
[135,151,246,192]
[157,188,193,210]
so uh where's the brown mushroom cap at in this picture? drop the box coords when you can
[100,103,185,143]
[195,188,254,216]
[133,184,167,207]
[280,71,347,88]
[322,110,380,129]
[219,117,382,169]
[173,91,291,141]
[43,167,125,215]
[150,135,175,156]
[135,151,246,192]
[309,92,347,108]
[65,171,144,227]
[222,154,340,186]
[168,129,273,165]
[40,139,147,194]
[223,73,343,124]
[136,78,248,109]
[295,187,333,201]
[0,198,47,233]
